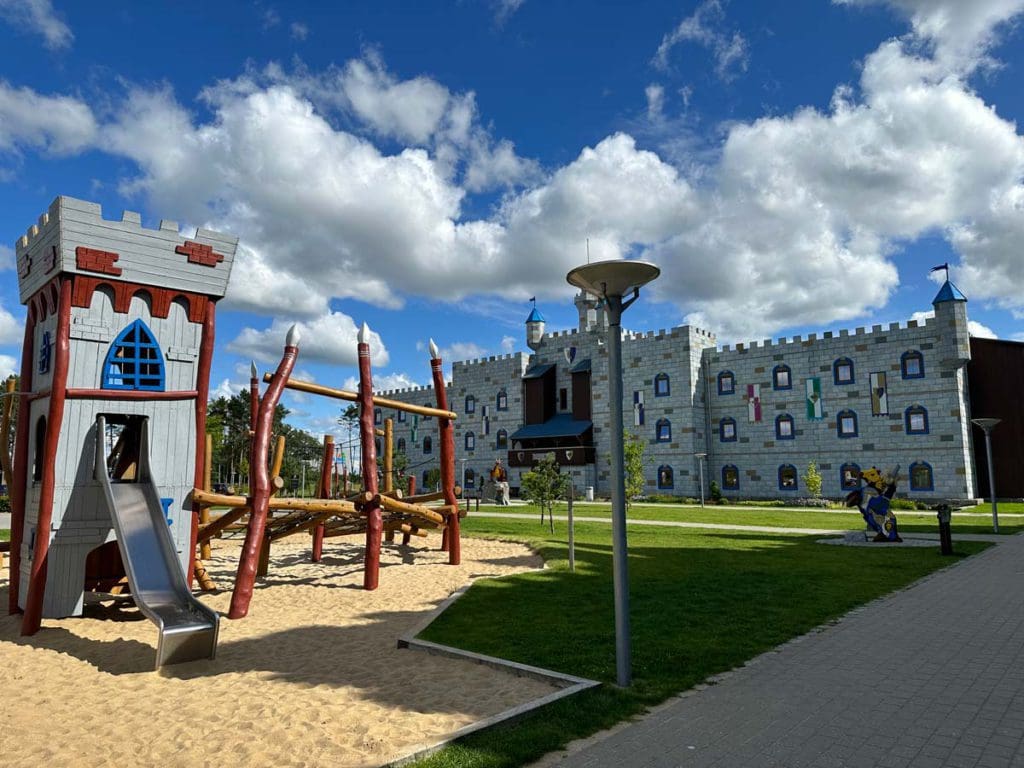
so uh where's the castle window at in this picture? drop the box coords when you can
[465,395,476,414]
[397,438,406,454]
[722,464,739,491]
[905,405,929,435]
[483,418,491,436]
[719,417,737,442]
[423,436,433,454]
[398,410,406,423]
[772,365,792,391]
[633,391,645,426]
[33,415,47,482]
[837,409,859,438]
[102,319,165,391]
[657,465,674,490]
[909,461,934,492]
[422,404,432,420]
[656,418,671,443]
[496,429,508,449]
[778,464,798,490]
[464,467,476,489]
[465,432,475,451]
[775,414,795,440]
[840,463,861,491]
[717,371,735,395]
[374,407,382,425]
[496,389,508,411]
[654,373,670,397]
[901,350,925,379]
[833,357,854,385]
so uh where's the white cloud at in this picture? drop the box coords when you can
[0,0,72,50]
[342,371,423,394]
[0,245,13,271]
[0,353,18,378]
[290,21,308,41]
[500,335,516,353]
[210,377,239,401]
[0,299,21,344]
[227,312,389,367]
[645,84,665,121]
[912,309,998,339]
[493,0,525,25]
[0,82,97,155]
[653,0,749,81]
[261,7,280,29]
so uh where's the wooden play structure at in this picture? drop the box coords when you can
[3,196,464,664]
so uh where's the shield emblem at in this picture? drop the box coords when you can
[564,346,577,364]
[517,451,525,462]
[564,450,573,461]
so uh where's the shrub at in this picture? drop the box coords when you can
[792,497,830,508]
[802,461,823,499]
[889,497,929,510]
[709,480,722,503]
[732,499,787,507]
[0,494,9,515]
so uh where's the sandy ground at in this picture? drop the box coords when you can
[0,534,555,767]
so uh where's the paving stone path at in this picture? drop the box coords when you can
[539,533,1024,768]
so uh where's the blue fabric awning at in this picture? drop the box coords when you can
[510,414,592,440]
[522,363,554,380]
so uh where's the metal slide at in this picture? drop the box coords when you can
[94,415,219,668]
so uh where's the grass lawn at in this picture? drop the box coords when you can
[472,501,1021,535]
[0,529,8,542]
[409,515,988,767]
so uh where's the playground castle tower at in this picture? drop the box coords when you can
[10,196,237,635]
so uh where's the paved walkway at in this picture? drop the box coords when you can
[538,533,1024,768]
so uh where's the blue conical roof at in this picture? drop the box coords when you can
[526,307,545,323]
[933,280,967,304]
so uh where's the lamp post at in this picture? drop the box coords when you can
[695,452,707,508]
[567,258,660,688]
[971,418,1001,534]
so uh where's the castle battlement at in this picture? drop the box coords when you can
[16,196,238,304]
[715,316,935,355]
[452,351,528,369]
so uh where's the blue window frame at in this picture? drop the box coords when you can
[465,431,475,450]
[722,464,739,491]
[374,407,382,425]
[719,417,737,442]
[496,429,508,449]
[775,413,795,440]
[633,391,645,426]
[423,436,433,454]
[833,357,855,385]
[496,389,508,411]
[654,372,670,397]
[772,364,792,391]
[464,468,476,489]
[840,462,861,490]
[397,438,406,454]
[905,405,929,435]
[657,465,674,490]
[909,461,934,492]
[465,395,476,414]
[656,418,671,442]
[901,350,925,379]
[717,370,735,395]
[778,464,798,490]
[102,319,166,391]
[398,410,406,423]
[837,409,858,438]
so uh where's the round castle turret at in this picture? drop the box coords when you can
[526,305,545,351]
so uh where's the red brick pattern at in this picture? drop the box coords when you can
[75,246,122,276]
[176,240,224,267]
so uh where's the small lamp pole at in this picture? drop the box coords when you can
[971,418,1001,534]
[567,259,660,688]
[695,453,707,508]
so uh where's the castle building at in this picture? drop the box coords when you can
[381,281,1012,503]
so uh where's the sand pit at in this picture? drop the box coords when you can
[0,535,558,767]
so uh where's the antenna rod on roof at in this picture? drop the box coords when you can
[586,238,590,264]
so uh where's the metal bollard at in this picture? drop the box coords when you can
[936,504,953,556]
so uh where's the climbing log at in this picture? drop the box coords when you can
[378,495,447,526]
[431,345,461,565]
[358,329,383,590]
[264,373,457,420]
[311,435,334,562]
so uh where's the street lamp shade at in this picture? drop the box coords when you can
[566,259,661,299]
[971,417,1002,432]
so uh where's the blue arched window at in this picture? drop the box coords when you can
[772,364,792,391]
[496,429,508,449]
[833,357,855,385]
[837,409,859,438]
[901,350,925,379]
[465,431,476,451]
[374,407,383,425]
[778,464,798,491]
[717,370,735,395]
[423,436,433,454]
[909,461,934,491]
[464,467,476,489]
[103,319,165,391]
[397,438,406,454]
[905,405,929,435]
[775,414,795,440]
[840,462,861,491]
[496,389,508,411]
[465,395,476,414]
[719,417,737,442]
[657,465,674,489]
[654,372,670,397]
[656,418,672,442]
[722,464,739,491]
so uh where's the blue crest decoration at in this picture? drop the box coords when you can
[38,331,52,374]
[563,346,577,365]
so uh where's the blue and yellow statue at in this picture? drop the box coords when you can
[845,466,903,542]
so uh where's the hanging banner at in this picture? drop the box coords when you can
[747,383,762,423]
[870,372,888,416]
[806,377,823,420]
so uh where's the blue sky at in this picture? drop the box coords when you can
[1,0,1022,436]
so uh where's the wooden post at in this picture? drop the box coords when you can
[23,278,72,635]
[402,475,416,545]
[256,435,286,579]
[311,435,334,562]
[358,324,383,590]
[429,341,460,565]
[229,327,299,619]
[189,301,216,590]
[200,433,213,561]
[383,418,394,543]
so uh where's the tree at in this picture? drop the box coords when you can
[424,466,441,491]
[392,450,409,491]
[520,453,570,533]
[803,460,823,499]
[623,431,645,508]
[207,389,290,490]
